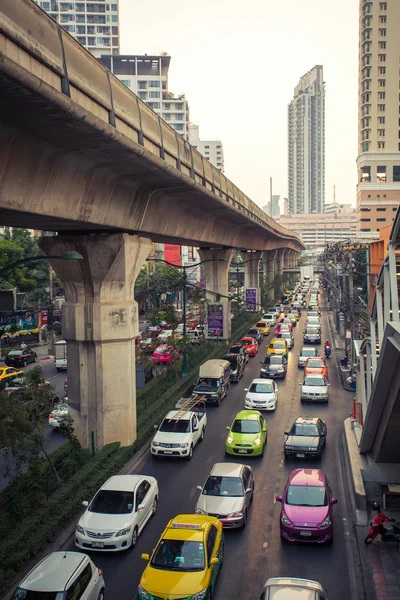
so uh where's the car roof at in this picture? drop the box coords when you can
[165,514,218,540]
[251,378,273,384]
[101,474,144,492]
[234,410,261,420]
[211,462,246,477]
[289,468,325,487]
[295,416,319,425]
[21,552,88,591]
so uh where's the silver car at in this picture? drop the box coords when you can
[258,577,328,600]
[300,374,330,402]
[298,346,319,367]
[195,462,254,528]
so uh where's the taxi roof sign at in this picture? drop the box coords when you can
[172,523,202,530]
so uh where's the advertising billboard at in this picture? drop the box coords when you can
[183,262,200,282]
[164,244,181,266]
[245,288,258,311]
[207,303,224,337]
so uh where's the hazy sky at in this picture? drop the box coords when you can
[119,0,359,210]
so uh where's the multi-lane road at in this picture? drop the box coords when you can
[60,299,358,600]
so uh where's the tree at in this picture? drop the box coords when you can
[135,263,183,308]
[0,367,62,482]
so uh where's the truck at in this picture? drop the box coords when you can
[151,396,207,460]
[54,339,67,371]
[192,359,230,405]
[301,265,314,281]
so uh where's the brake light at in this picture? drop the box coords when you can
[98,568,103,576]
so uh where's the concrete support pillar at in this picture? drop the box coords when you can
[276,248,285,295]
[240,251,262,290]
[262,250,276,304]
[39,233,152,450]
[198,248,234,339]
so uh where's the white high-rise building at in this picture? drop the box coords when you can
[288,65,325,214]
[99,53,189,140]
[188,124,224,172]
[33,0,120,58]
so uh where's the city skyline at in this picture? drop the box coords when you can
[118,0,359,210]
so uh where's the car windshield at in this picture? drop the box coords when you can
[196,378,218,388]
[8,350,23,356]
[151,539,205,571]
[263,315,273,320]
[291,423,319,436]
[304,377,326,386]
[241,339,253,346]
[301,349,316,357]
[305,328,320,334]
[203,475,244,497]
[270,342,285,349]
[306,360,324,368]
[266,356,283,365]
[155,346,168,353]
[278,333,290,339]
[286,484,327,507]
[232,419,260,434]
[247,330,258,335]
[159,418,191,433]
[89,490,134,514]
[11,591,64,600]
[249,382,273,393]
[228,346,240,354]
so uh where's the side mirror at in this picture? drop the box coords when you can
[141,553,150,561]
[245,487,252,494]
[210,557,219,566]
[153,424,158,430]
[82,500,89,507]
[226,426,230,430]
[197,485,202,491]
[244,388,248,392]
[331,497,338,505]
[137,502,146,510]
[276,495,283,503]
[284,431,289,435]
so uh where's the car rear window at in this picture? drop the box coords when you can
[256,322,266,328]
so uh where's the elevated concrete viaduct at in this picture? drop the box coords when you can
[0,0,305,449]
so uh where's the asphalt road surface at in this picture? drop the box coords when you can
[63,300,356,600]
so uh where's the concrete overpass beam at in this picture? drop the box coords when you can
[39,233,152,450]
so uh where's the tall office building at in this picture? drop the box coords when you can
[189,124,224,171]
[33,1,120,57]
[357,0,400,233]
[99,54,190,139]
[263,195,280,218]
[288,65,325,215]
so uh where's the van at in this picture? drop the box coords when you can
[54,340,67,371]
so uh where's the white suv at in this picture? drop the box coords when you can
[11,551,105,600]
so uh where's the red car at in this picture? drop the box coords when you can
[151,345,180,364]
[304,357,329,380]
[240,337,258,357]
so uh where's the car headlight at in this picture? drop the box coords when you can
[285,445,293,450]
[116,526,131,537]
[309,447,318,451]
[76,524,85,534]
[260,367,267,372]
[138,584,151,599]
[228,511,243,518]
[152,441,160,447]
[231,370,237,375]
[227,435,234,444]
[281,512,292,525]
[192,589,208,600]
[276,367,284,372]
[180,443,189,448]
[195,508,206,515]
[253,438,261,446]
[320,516,332,527]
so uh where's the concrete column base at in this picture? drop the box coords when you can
[39,233,152,450]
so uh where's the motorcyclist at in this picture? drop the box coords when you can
[324,340,331,357]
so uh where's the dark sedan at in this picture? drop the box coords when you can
[246,328,263,344]
[284,416,327,459]
[260,354,288,379]
[5,348,37,367]
[303,327,321,344]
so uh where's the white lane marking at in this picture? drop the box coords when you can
[263,541,269,548]
[207,455,214,464]
[189,486,198,498]
[220,431,227,440]
[273,494,277,504]
[279,458,284,469]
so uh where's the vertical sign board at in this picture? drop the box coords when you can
[245,288,258,311]
[164,244,181,266]
[206,302,232,341]
[183,262,200,282]
[41,311,48,327]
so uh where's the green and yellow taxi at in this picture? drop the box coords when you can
[255,320,271,336]
[267,338,288,358]
[138,514,224,600]
[225,410,267,457]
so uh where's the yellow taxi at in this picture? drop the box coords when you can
[255,320,271,336]
[267,338,288,358]
[138,514,224,600]
[0,366,23,382]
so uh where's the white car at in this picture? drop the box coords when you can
[75,475,158,552]
[300,375,330,402]
[151,403,207,459]
[258,577,328,600]
[244,378,278,410]
[158,329,174,342]
[261,313,276,326]
[49,401,69,429]
[174,323,184,334]
[11,552,105,600]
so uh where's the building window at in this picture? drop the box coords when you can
[378,129,385,136]
[361,229,371,232]
[379,2,387,9]
[176,103,184,110]
[362,142,370,152]
[379,92,386,100]
[138,81,146,89]
[379,117,385,124]
[361,166,371,182]
[175,123,184,131]
[361,218,371,222]
[149,91,160,98]
[379,79,386,87]
[380,16,387,23]
[76,26,86,34]
[60,2,74,10]
[60,14,74,22]
[147,102,160,110]
[378,142,385,149]
[120,80,131,88]
[377,218,386,222]
[77,36,86,44]
[138,91,147,100]
[378,104,385,112]
[367,195,371,198]
[384,195,386,198]
[377,166,386,182]
[149,81,160,87]
[379,67,386,75]
[379,28,387,36]
[377,207,386,211]
[175,113,184,120]
[379,41,386,49]
[379,54,386,62]
[393,166,400,182]
[361,207,371,211]
[164,113,171,120]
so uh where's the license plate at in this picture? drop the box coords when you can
[238,449,247,454]
[296,453,305,458]
[164,450,173,455]
[300,530,312,537]
[92,541,104,548]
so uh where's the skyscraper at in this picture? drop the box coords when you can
[33,1,119,58]
[357,0,400,233]
[288,65,325,214]
[189,124,224,171]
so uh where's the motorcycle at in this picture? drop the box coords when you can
[365,502,400,546]
[324,345,332,359]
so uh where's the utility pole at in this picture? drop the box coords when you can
[47,264,55,355]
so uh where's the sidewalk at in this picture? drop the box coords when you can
[343,417,400,600]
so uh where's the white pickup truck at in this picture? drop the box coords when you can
[151,397,207,460]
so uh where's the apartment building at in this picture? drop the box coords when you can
[99,53,190,139]
[357,0,400,232]
[33,0,120,57]
[288,65,326,214]
[189,124,224,171]
[275,211,357,249]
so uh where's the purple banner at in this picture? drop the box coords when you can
[245,288,257,311]
[207,303,224,337]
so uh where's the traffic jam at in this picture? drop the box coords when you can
[12,277,344,600]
